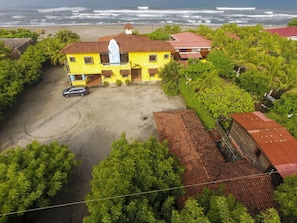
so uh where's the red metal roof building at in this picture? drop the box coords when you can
[167,32,212,60]
[154,109,275,215]
[265,26,297,40]
[229,111,297,178]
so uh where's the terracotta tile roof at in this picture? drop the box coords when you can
[216,160,275,215]
[231,111,297,178]
[168,32,212,49]
[62,33,174,54]
[154,109,275,215]
[61,42,107,54]
[98,33,175,52]
[225,32,241,40]
[265,26,297,38]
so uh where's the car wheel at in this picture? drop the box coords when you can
[65,94,70,98]
[80,93,85,96]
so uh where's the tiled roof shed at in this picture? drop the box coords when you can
[230,111,297,178]
[153,109,275,215]
[0,38,35,58]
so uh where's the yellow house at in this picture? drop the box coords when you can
[61,24,174,86]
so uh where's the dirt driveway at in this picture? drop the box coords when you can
[0,66,186,223]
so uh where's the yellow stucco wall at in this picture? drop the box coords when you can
[65,50,171,85]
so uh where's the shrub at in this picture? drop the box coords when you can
[116,79,122,86]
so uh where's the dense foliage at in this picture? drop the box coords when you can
[84,134,184,223]
[288,18,297,27]
[273,175,297,222]
[267,92,297,138]
[146,24,182,40]
[0,28,39,41]
[0,29,80,122]
[0,141,78,222]
[160,24,297,136]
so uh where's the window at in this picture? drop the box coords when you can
[84,57,93,64]
[164,54,169,59]
[120,53,129,63]
[74,75,82,80]
[255,148,262,157]
[148,68,158,78]
[69,57,76,62]
[149,54,157,62]
[100,53,109,64]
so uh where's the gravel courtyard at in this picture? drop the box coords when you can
[0,66,186,223]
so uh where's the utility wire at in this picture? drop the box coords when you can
[0,169,283,217]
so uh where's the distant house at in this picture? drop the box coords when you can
[265,26,297,40]
[167,32,212,66]
[154,109,275,215]
[61,23,174,86]
[0,38,35,59]
[229,111,297,181]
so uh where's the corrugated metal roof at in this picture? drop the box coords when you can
[231,111,297,177]
[168,32,212,48]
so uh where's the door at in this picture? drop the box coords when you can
[131,68,142,83]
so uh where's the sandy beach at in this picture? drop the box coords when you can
[0,24,172,41]
[1,24,284,42]
[0,24,206,41]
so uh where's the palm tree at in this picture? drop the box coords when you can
[190,69,222,93]
[277,62,297,92]
[0,41,12,60]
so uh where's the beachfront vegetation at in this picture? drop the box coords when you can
[0,140,78,222]
[146,24,182,40]
[159,24,297,137]
[288,18,297,27]
[0,29,79,122]
[84,134,184,223]
[0,28,39,41]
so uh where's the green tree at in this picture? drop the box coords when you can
[171,198,210,223]
[237,69,270,97]
[190,69,222,93]
[147,25,181,40]
[84,134,184,223]
[186,59,216,80]
[197,84,255,120]
[268,92,297,138]
[0,40,12,60]
[273,175,297,222]
[159,60,184,96]
[197,188,254,223]
[0,141,78,222]
[288,18,297,26]
[256,208,281,223]
[206,50,235,80]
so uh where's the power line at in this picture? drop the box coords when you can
[0,169,285,217]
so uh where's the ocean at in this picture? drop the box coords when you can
[0,0,297,27]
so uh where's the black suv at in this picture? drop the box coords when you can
[62,86,89,97]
